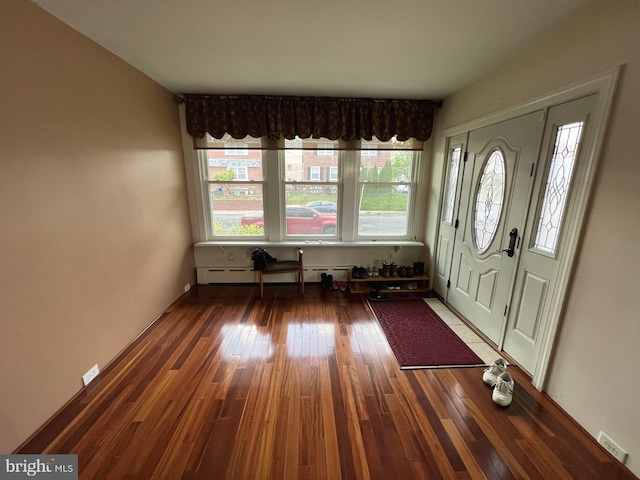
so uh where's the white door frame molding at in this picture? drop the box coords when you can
[440,66,621,390]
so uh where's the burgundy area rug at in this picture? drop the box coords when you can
[367,298,485,369]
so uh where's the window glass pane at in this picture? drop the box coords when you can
[209,184,264,236]
[283,138,339,181]
[203,145,265,238]
[225,144,248,155]
[301,152,337,179]
[205,149,263,182]
[196,134,422,241]
[357,140,416,238]
[309,166,321,181]
[442,147,461,224]
[358,185,409,236]
[284,137,339,237]
[361,135,422,151]
[284,137,339,150]
[534,121,584,254]
[196,133,261,150]
[318,142,335,155]
[474,150,505,252]
[359,149,413,182]
[284,185,338,235]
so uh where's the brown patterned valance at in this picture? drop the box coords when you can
[184,94,438,142]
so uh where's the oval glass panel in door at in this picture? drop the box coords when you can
[474,149,505,252]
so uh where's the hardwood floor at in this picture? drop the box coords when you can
[19,284,636,479]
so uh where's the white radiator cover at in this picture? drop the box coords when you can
[196,267,255,284]
[196,265,353,284]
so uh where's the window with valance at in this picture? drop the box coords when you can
[181,94,439,242]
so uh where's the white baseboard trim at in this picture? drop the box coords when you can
[196,265,354,284]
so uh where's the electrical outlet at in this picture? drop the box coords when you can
[82,364,100,387]
[228,253,235,261]
[597,431,628,464]
[184,283,191,293]
[387,251,393,260]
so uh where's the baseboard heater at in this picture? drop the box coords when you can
[196,265,353,284]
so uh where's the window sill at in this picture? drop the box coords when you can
[195,240,424,248]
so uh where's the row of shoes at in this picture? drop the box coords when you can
[352,266,377,278]
[393,265,416,277]
[482,358,515,406]
[352,263,422,279]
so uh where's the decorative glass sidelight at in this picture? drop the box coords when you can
[442,147,462,224]
[474,150,505,252]
[534,121,584,254]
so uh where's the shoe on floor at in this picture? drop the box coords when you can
[326,274,333,290]
[492,372,515,407]
[482,358,507,386]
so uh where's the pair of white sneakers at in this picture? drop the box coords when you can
[482,358,514,406]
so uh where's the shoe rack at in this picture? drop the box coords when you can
[347,272,430,294]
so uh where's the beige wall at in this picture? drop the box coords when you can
[0,0,195,452]
[429,0,640,475]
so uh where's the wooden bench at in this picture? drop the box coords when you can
[259,247,304,299]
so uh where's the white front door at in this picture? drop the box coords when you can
[435,72,617,387]
[446,112,545,344]
[502,94,597,373]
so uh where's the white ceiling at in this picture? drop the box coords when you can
[32,0,589,100]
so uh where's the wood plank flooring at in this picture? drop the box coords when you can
[18,284,636,479]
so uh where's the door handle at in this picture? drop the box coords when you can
[502,228,518,257]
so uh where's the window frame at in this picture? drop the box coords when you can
[282,143,340,240]
[191,136,424,243]
[354,149,422,240]
[199,149,267,240]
